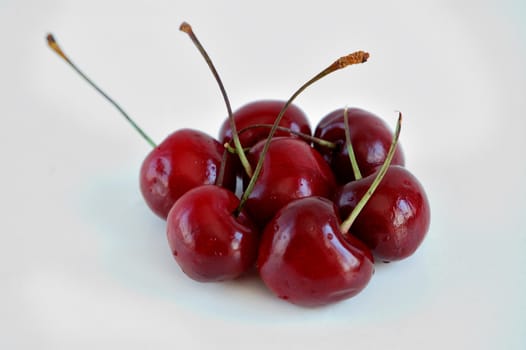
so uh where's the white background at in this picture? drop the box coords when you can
[1,0,525,349]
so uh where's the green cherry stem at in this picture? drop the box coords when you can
[46,34,156,148]
[339,112,402,234]
[180,22,253,178]
[225,143,250,154]
[343,106,363,180]
[235,50,370,216]
[229,124,337,149]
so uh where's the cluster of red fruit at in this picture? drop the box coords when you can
[47,22,430,307]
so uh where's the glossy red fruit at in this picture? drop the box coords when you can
[219,100,311,148]
[166,185,259,282]
[314,107,405,184]
[140,129,236,219]
[334,165,430,262]
[258,196,374,307]
[245,137,337,228]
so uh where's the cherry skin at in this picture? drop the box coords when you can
[314,107,405,184]
[219,100,311,148]
[334,165,430,262]
[140,129,237,219]
[244,137,337,228]
[166,185,259,282]
[257,196,374,307]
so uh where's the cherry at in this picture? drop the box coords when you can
[314,107,405,184]
[46,34,237,220]
[334,165,430,262]
[244,137,336,228]
[162,23,269,282]
[233,51,370,229]
[166,185,259,281]
[258,112,402,306]
[246,137,336,227]
[257,196,374,306]
[219,100,311,148]
[140,129,236,219]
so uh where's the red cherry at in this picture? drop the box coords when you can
[244,137,337,228]
[166,185,259,282]
[46,35,241,220]
[219,100,311,148]
[314,107,405,183]
[140,129,237,219]
[334,165,430,262]
[234,52,370,231]
[257,196,374,307]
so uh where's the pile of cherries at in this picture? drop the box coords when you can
[47,22,430,307]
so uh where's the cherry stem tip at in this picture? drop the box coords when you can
[179,22,192,34]
[331,51,369,70]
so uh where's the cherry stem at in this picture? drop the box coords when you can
[227,124,337,149]
[235,51,370,216]
[46,34,156,148]
[225,143,250,154]
[339,112,402,234]
[179,22,253,178]
[216,147,229,188]
[343,106,363,180]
